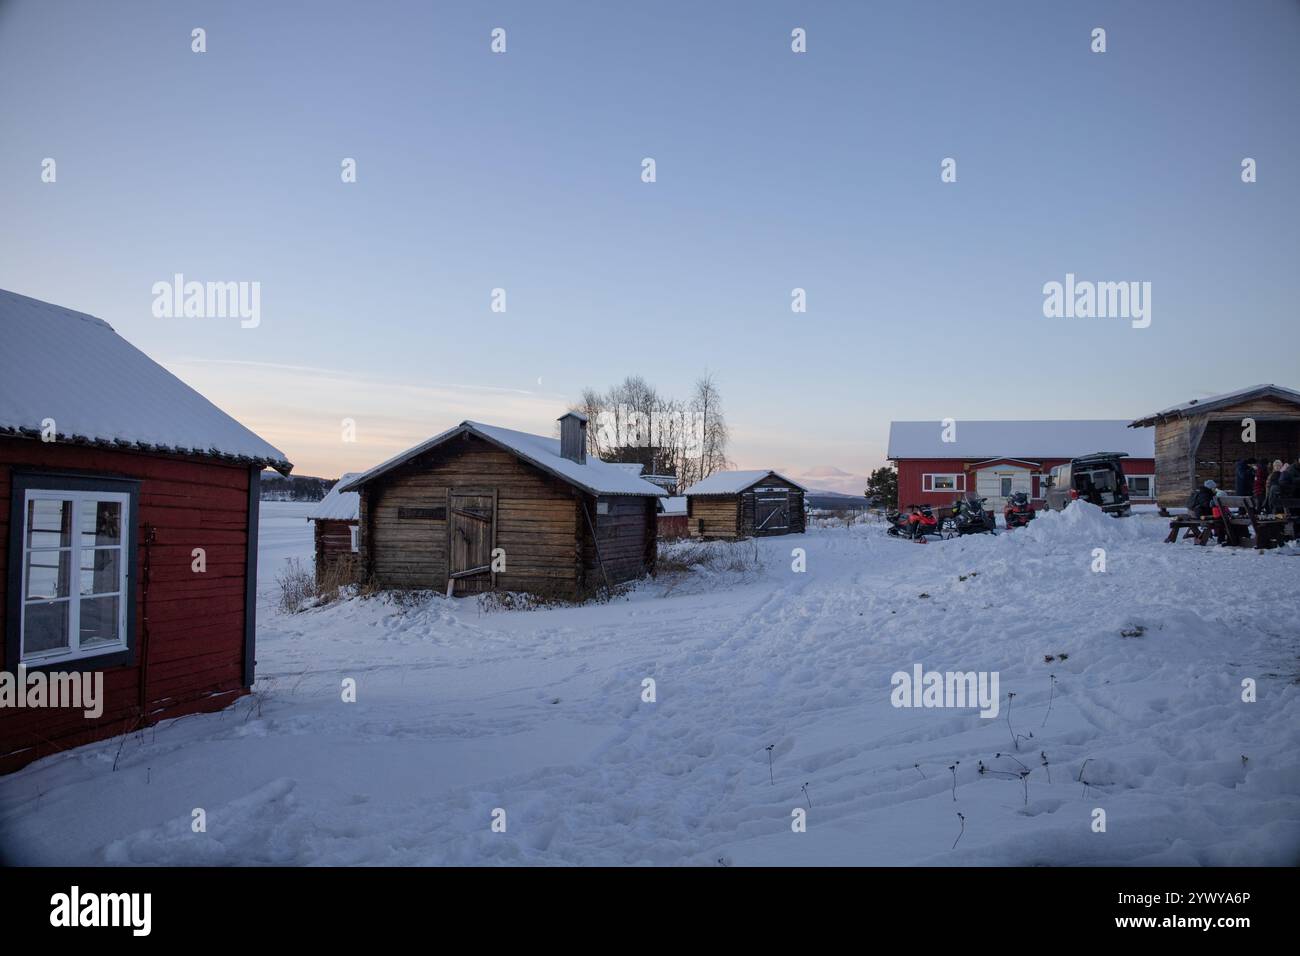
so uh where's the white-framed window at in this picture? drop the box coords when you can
[1127,475,1156,498]
[349,525,360,552]
[922,474,965,493]
[19,488,130,666]
[595,501,610,516]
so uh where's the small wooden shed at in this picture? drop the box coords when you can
[308,474,360,586]
[339,414,666,597]
[1129,384,1300,508]
[657,496,688,540]
[682,470,808,540]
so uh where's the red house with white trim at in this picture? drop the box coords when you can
[0,289,291,774]
[886,420,1156,512]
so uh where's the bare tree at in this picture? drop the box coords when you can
[692,371,730,480]
[573,372,728,489]
[574,388,608,459]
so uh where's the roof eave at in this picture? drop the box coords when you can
[0,425,292,475]
[337,423,664,497]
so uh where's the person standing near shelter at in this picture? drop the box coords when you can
[1264,459,1285,514]
[1279,459,1300,515]
[1234,457,1256,497]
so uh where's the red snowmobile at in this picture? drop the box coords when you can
[887,504,942,542]
[1002,492,1035,529]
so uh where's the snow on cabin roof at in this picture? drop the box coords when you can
[1129,384,1300,426]
[887,420,1153,460]
[681,470,808,496]
[309,474,361,521]
[338,421,667,497]
[0,288,292,473]
[608,462,645,476]
[658,496,687,516]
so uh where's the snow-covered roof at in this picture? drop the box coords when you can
[609,462,645,476]
[338,421,667,497]
[1129,384,1300,426]
[309,473,361,521]
[887,420,1153,460]
[658,496,687,516]
[0,288,291,473]
[682,469,808,496]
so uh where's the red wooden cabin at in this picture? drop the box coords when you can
[887,420,1156,512]
[0,290,291,773]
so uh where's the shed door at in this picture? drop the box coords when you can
[754,488,790,534]
[447,491,495,595]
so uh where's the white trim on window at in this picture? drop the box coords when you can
[1126,475,1156,498]
[19,489,130,666]
[922,473,965,493]
[349,525,360,552]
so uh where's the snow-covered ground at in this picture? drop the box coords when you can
[1,502,1297,865]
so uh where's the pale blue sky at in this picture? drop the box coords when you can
[1,0,1297,487]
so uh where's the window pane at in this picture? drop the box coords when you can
[79,595,121,648]
[79,499,122,547]
[80,548,121,595]
[26,499,71,549]
[25,550,71,600]
[23,601,70,656]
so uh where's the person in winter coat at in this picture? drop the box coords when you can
[1264,460,1285,513]
[1187,479,1218,518]
[1234,458,1256,497]
[1253,460,1267,507]
[1279,459,1300,514]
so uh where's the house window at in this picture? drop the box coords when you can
[16,486,131,666]
[1128,475,1155,498]
[923,474,964,493]
[596,501,610,515]
[349,525,360,552]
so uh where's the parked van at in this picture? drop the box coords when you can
[1043,453,1132,516]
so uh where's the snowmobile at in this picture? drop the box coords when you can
[1002,492,1035,529]
[948,495,996,535]
[886,505,948,542]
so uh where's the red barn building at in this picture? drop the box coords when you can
[0,290,291,773]
[308,473,360,587]
[886,420,1155,512]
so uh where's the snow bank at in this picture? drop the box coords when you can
[1011,501,1150,548]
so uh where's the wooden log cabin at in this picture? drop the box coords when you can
[681,470,808,540]
[308,473,360,587]
[0,289,291,774]
[339,414,666,598]
[1129,384,1300,509]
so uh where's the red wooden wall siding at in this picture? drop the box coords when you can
[0,438,253,773]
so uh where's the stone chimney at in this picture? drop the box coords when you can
[558,412,587,464]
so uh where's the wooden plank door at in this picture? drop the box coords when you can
[754,489,789,534]
[446,490,496,595]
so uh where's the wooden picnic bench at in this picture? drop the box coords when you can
[1165,506,1217,546]
[1166,495,1293,549]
